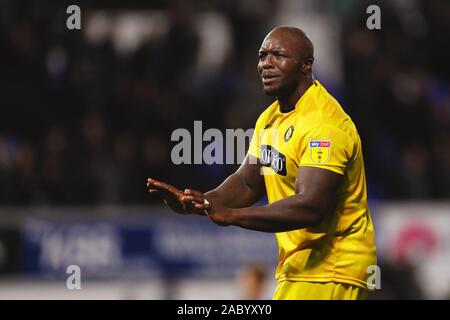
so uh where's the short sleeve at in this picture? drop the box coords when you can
[297,124,351,175]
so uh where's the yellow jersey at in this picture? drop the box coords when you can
[248,80,377,288]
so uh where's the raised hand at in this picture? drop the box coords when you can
[147,178,209,215]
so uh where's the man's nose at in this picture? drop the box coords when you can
[262,55,275,69]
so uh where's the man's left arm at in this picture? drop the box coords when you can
[208,166,342,232]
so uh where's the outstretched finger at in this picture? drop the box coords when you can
[153,180,184,196]
[147,178,179,192]
[147,178,160,186]
[148,179,184,200]
[147,179,164,191]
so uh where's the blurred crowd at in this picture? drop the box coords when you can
[342,0,450,199]
[0,0,449,206]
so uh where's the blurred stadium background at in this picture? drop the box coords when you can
[0,0,450,299]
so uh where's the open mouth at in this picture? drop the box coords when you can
[262,75,279,84]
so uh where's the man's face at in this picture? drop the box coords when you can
[257,31,303,97]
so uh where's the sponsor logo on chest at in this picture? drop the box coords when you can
[260,145,287,176]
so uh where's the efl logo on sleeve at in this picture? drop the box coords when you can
[309,140,331,164]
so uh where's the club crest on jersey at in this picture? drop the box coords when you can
[309,140,331,164]
[284,125,294,142]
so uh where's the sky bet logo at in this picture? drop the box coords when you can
[310,139,331,164]
[310,140,331,148]
[260,145,287,176]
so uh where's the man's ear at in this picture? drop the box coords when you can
[301,58,314,73]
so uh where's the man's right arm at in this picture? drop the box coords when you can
[204,154,265,208]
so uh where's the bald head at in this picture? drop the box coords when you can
[264,27,314,64]
[257,26,315,102]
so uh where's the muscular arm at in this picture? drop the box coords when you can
[149,157,343,233]
[210,166,342,233]
[204,154,266,208]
